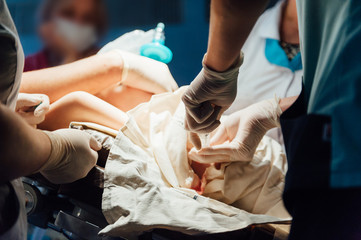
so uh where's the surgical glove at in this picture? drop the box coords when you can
[115,50,178,93]
[16,93,50,126]
[39,129,102,184]
[182,54,243,133]
[188,97,282,163]
[97,29,155,55]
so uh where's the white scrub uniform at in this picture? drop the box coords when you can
[0,1,27,239]
[225,0,302,145]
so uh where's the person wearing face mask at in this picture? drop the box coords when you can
[24,0,107,71]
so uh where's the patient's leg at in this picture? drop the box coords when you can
[38,91,128,131]
[95,84,153,112]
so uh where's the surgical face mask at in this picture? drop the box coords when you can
[54,18,97,52]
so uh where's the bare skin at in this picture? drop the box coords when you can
[94,84,153,112]
[280,0,299,44]
[204,0,269,72]
[280,95,298,112]
[205,0,298,111]
[279,0,300,111]
[22,50,176,131]
[39,91,129,131]
[21,51,124,103]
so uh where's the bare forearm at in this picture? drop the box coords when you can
[280,95,298,112]
[205,0,269,71]
[0,104,51,182]
[121,77,167,94]
[20,51,123,103]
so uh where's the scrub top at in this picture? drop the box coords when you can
[0,1,27,239]
[226,0,303,145]
[296,0,361,188]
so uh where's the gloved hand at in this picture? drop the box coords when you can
[16,93,50,126]
[97,29,155,55]
[98,32,178,94]
[104,49,178,93]
[182,54,243,133]
[39,129,102,184]
[188,97,282,163]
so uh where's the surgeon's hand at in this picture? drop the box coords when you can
[117,50,178,93]
[99,48,178,94]
[182,54,243,133]
[97,29,155,56]
[39,129,102,184]
[16,93,50,127]
[188,97,282,163]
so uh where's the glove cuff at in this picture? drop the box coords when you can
[202,52,244,82]
[273,94,283,128]
[113,49,129,84]
[38,131,67,172]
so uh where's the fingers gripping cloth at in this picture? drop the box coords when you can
[182,52,244,133]
[100,88,291,238]
[188,95,282,164]
[39,130,99,184]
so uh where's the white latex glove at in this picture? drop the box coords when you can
[98,30,177,93]
[182,54,243,133]
[15,93,50,126]
[112,49,178,93]
[39,129,102,184]
[188,97,282,163]
[97,29,155,55]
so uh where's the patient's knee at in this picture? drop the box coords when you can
[60,91,94,107]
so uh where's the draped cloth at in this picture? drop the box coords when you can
[100,87,290,239]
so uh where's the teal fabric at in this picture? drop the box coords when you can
[264,38,302,72]
[297,0,361,188]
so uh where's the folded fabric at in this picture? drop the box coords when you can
[100,87,290,239]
